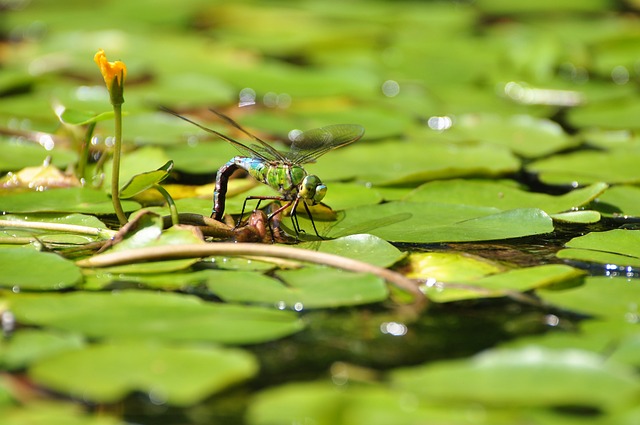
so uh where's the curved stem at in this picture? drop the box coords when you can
[76,243,426,306]
[111,103,127,226]
[154,184,179,226]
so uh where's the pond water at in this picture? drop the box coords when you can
[2,1,640,425]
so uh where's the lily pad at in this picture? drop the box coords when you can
[2,402,125,425]
[405,180,607,214]
[556,229,640,267]
[119,160,174,198]
[422,264,585,303]
[0,247,82,290]
[0,137,78,172]
[305,234,406,268]
[0,330,84,370]
[538,275,640,320]
[304,139,520,186]
[206,268,388,309]
[391,346,640,410]
[5,291,304,344]
[323,202,554,243]
[0,187,140,215]
[447,114,577,158]
[29,341,258,406]
[593,185,640,217]
[527,148,640,185]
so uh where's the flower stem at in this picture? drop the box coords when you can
[111,103,127,226]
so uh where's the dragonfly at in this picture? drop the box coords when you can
[166,109,365,238]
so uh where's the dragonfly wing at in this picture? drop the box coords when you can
[208,109,287,161]
[163,108,276,161]
[288,124,365,164]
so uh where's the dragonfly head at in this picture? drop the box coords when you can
[298,174,327,205]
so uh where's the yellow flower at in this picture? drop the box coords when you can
[94,49,127,105]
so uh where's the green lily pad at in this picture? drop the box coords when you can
[206,268,388,309]
[556,229,640,266]
[304,234,406,268]
[29,341,258,406]
[5,291,304,344]
[447,114,577,158]
[0,137,78,172]
[0,247,82,290]
[391,346,640,410]
[0,187,140,215]
[550,210,602,224]
[304,139,520,186]
[322,202,554,243]
[95,212,203,273]
[58,109,113,126]
[422,264,585,303]
[0,330,84,370]
[119,160,173,198]
[406,251,505,281]
[593,185,640,217]
[538,275,640,320]
[527,148,640,185]
[405,180,607,214]
[2,402,125,425]
[103,146,172,192]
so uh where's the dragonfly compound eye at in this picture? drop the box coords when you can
[299,175,326,204]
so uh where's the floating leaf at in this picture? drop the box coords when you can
[422,264,584,303]
[391,346,640,410]
[405,180,607,214]
[0,247,82,290]
[0,187,140,215]
[204,268,388,309]
[0,138,78,172]
[538,276,640,320]
[29,341,258,406]
[119,160,174,198]
[323,203,554,243]
[556,229,640,266]
[527,148,640,185]
[305,234,406,268]
[447,114,577,158]
[0,330,84,370]
[5,291,304,344]
[58,109,113,125]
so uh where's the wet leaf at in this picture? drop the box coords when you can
[5,291,304,344]
[29,341,258,405]
[0,187,140,215]
[556,229,640,266]
[391,346,640,410]
[323,203,554,243]
[0,247,82,290]
[119,160,174,198]
[206,268,388,309]
[405,180,607,214]
[0,330,84,370]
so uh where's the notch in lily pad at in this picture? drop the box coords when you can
[119,160,178,226]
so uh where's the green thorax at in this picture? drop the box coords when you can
[237,157,306,200]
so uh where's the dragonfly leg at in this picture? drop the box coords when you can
[302,201,324,240]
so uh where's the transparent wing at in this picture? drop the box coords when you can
[162,107,286,162]
[207,109,287,162]
[287,124,365,164]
